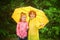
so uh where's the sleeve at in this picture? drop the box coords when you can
[16,22,20,36]
[36,20,44,29]
[26,22,29,29]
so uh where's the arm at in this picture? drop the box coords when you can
[16,22,20,36]
[39,23,44,29]
[36,20,44,29]
[26,22,29,30]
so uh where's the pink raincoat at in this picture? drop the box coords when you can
[16,22,28,38]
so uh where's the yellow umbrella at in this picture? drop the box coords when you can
[12,6,49,28]
[12,7,30,23]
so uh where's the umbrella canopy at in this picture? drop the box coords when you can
[12,7,30,23]
[12,6,49,28]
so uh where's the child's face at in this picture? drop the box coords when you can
[21,15,26,22]
[30,13,35,19]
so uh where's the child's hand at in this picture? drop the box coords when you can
[20,36,25,39]
[19,35,24,39]
[40,23,44,26]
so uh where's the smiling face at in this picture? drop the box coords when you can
[29,11,36,19]
[21,15,26,22]
[20,12,26,22]
[30,13,36,19]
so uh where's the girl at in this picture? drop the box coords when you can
[28,10,44,40]
[16,12,28,40]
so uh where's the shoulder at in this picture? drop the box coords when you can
[17,22,21,24]
[25,22,28,24]
[33,18,37,22]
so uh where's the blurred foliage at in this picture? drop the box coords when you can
[0,0,60,40]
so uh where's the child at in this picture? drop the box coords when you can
[16,12,28,40]
[28,10,44,40]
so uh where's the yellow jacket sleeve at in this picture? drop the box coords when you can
[36,20,44,29]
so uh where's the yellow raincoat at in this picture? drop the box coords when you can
[28,18,42,40]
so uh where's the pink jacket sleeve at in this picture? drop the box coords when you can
[26,22,29,30]
[16,22,20,37]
